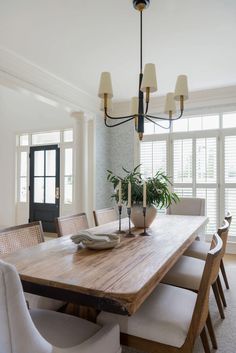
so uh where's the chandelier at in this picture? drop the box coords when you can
[98,0,189,141]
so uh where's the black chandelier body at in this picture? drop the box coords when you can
[98,0,188,140]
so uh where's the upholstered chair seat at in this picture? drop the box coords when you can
[98,283,197,348]
[0,260,121,353]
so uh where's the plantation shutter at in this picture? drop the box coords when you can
[173,138,193,198]
[140,140,167,177]
[224,135,236,237]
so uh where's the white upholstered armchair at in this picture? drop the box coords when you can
[0,260,121,353]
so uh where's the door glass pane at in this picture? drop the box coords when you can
[64,176,73,204]
[65,148,73,175]
[46,150,56,176]
[20,151,27,177]
[34,177,44,203]
[45,178,56,204]
[34,151,44,176]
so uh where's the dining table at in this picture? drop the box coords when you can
[0,214,208,317]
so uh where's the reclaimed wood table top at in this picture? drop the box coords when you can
[1,214,208,315]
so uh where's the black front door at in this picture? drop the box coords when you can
[29,145,60,232]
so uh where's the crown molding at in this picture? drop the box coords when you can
[0,46,99,115]
[113,85,236,115]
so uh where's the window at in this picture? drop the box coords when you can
[140,111,236,239]
[19,151,28,202]
[64,148,73,204]
[32,131,60,145]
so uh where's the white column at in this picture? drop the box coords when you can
[71,111,95,226]
[71,111,88,214]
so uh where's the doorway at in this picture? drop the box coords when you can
[29,145,60,232]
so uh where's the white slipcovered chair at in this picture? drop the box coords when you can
[167,197,205,216]
[0,260,121,353]
[97,234,223,353]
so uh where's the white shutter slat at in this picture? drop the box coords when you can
[140,140,167,178]
[225,188,236,237]
[196,138,217,183]
[196,188,217,235]
[225,136,236,184]
[173,139,192,183]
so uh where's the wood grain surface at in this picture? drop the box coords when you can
[1,214,208,315]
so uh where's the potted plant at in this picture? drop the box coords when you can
[107,165,179,228]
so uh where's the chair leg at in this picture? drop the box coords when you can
[212,282,225,319]
[220,259,230,289]
[200,326,211,353]
[206,312,218,349]
[217,276,227,307]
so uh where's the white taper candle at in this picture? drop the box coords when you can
[128,182,131,208]
[118,181,122,206]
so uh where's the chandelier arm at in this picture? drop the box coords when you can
[104,116,135,128]
[145,116,171,129]
[105,109,135,120]
[146,110,184,121]
[145,101,149,115]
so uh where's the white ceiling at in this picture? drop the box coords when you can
[0,0,236,101]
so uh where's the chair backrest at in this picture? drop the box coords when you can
[55,213,89,237]
[225,211,232,226]
[93,208,117,227]
[187,233,223,348]
[167,197,206,216]
[0,260,51,353]
[0,222,44,255]
[217,219,229,256]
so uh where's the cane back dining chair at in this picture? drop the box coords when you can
[97,233,223,353]
[55,213,89,237]
[0,260,121,353]
[93,207,118,227]
[0,221,64,311]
